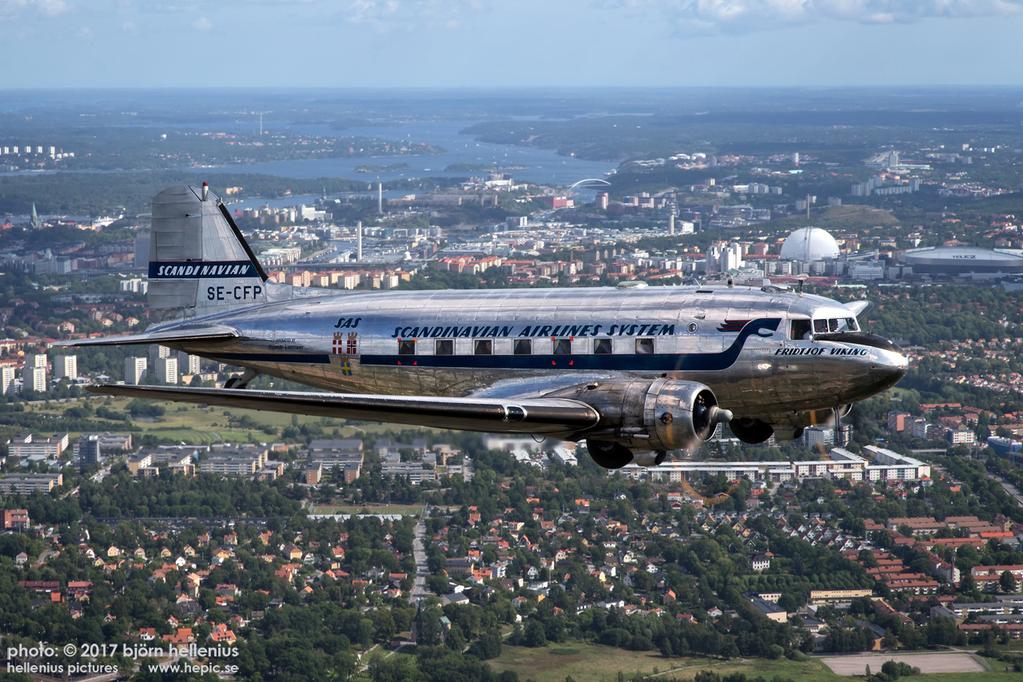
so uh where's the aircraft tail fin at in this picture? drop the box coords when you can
[147,183,269,313]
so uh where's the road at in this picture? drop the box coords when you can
[90,462,113,483]
[354,507,428,673]
[32,548,59,569]
[410,509,429,603]
[994,471,1023,507]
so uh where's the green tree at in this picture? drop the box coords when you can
[999,570,1017,593]
[523,619,547,647]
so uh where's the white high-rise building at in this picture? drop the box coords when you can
[155,356,178,385]
[178,352,201,375]
[706,243,722,274]
[25,353,47,369]
[802,426,835,450]
[149,345,172,366]
[1,366,16,395]
[119,278,148,294]
[22,366,46,393]
[124,357,147,385]
[718,242,744,272]
[54,355,78,381]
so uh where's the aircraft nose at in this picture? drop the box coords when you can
[870,346,909,390]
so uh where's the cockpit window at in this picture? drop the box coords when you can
[801,316,861,339]
[790,319,811,340]
[823,317,860,333]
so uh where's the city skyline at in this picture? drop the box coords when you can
[3,0,1023,88]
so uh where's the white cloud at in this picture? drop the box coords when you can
[37,0,67,14]
[192,14,212,31]
[597,0,1023,35]
[343,0,486,30]
[0,0,70,16]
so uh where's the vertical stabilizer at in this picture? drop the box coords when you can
[147,184,268,313]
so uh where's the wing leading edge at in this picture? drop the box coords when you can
[51,326,238,348]
[86,385,600,436]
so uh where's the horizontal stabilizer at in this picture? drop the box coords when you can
[51,326,238,348]
[85,384,600,436]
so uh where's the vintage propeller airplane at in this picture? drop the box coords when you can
[57,184,907,469]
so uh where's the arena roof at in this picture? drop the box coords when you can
[900,246,1023,273]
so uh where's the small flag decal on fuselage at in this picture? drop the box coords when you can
[332,332,357,376]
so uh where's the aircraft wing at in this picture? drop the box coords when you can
[51,326,238,348]
[85,384,600,436]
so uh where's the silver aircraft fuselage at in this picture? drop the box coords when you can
[164,284,907,428]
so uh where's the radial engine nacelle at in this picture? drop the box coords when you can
[553,378,731,469]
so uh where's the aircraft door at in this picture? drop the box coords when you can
[675,304,721,366]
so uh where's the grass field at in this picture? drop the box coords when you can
[488,643,1020,682]
[821,652,986,676]
[21,396,424,444]
[819,204,900,227]
[488,644,832,682]
[311,503,424,516]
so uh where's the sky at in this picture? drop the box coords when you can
[2,0,1023,88]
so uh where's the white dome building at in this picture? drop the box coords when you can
[780,227,840,262]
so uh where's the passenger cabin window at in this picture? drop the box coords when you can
[398,339,416,355]
[513,339,531,355]
[474,339,493,355]
[553,338,572,355]
[790,319,811,340]
[435,339,453,355]
[636,338,654,355]
[594,338,612,355]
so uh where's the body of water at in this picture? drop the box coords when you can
[203,120,616,187]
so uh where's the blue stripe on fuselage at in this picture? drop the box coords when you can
[204,318,781,371]
[362,317,781,371]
